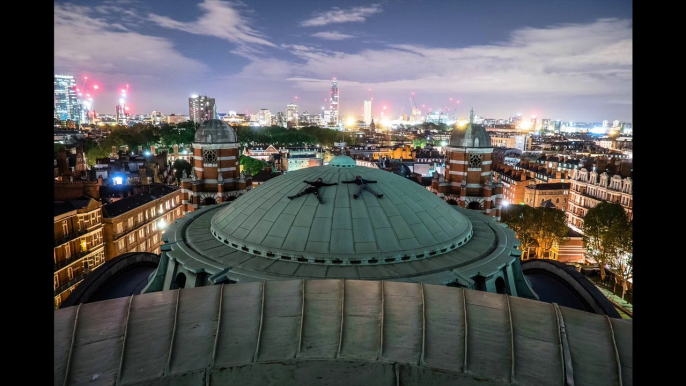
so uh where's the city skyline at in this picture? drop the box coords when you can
[55,0,632,122]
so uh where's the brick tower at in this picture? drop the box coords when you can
[181,119,251,209]
[432,109,503,220]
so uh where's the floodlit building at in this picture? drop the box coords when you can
[54,74,82,123]
[566,158,633,234]
[188,95,216,123]
[330,77,339,125]
[364,100,372,123]
[54,198,105,309]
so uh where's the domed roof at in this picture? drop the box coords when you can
[194,119,237,144]
[328,155,357,168]
[450,109,491,148]
[210,164,472,264]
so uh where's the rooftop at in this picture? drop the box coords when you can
[526,182,571,190]
[54,280,633,386]
[211,162,471,263]
[102,185,179,218]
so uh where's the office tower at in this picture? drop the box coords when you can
[287,103,298,123]
[189,95,216,124]
[258,109,272,126]
[364,100,372,124]
[54,74,81,123]
[330,78,339,125]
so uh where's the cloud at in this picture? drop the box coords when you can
[149,0,275,48]
[301,4,382,27]
[312,31,355,40]
[54,3,210,113]
[232,18,631,120]
[55,3,208,76]
[280,19,632,96]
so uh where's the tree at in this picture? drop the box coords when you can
[501,205,538,259]
[609,220,633,299]
[582,202,630,281]
[412,138,427,148]
[240,155,267,176]
[172,159,193,185]
[532,208,569,258]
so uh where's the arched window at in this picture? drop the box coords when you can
[176,272,187,289]
[495,277,507,294]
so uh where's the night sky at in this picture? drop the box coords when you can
[54,0,632,122]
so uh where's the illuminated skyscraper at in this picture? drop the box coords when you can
[189,95,216,124]
[54,74,81,123]
[258,108,272,126]
[330,77,339,125]
[287,103,298,124]
[364,100,372,124]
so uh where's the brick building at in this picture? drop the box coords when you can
[243,145,280,162]
[524,182,571,211]
[492,164,534,206]
[566,157,633,234]
[549,228,586,264]
[430,109,503,219]
[102,185,186,260]
[181,119,252,207]
[54,198,105,309]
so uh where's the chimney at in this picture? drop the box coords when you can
[596,157,608,173]
[140,166,149,185]
[58,148,70,175]
[619,162,632,178]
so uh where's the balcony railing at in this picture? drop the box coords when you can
[53,245,103,272]
[53,229,88,247]
[54,267,91,296]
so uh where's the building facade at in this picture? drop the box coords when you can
[566,159,633,234]
[54,198,106,309]
[54,74,81,123]
[524,182,571,211]
[188,95,215,123]
[364,100,372,123]
[243,145,280,162]
[102,185,185,261]
[330,77,339,125]
[181,119,252,208]
[492,164,534,206]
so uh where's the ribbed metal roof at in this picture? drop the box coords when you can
[211,164,472,263]
[54,280,632,386]
[194,119,237,144]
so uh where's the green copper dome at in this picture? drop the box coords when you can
[210,164,472,264]
[328,155,357,168]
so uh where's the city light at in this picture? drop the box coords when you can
[346,117,355,126]
[158,219,168,231]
